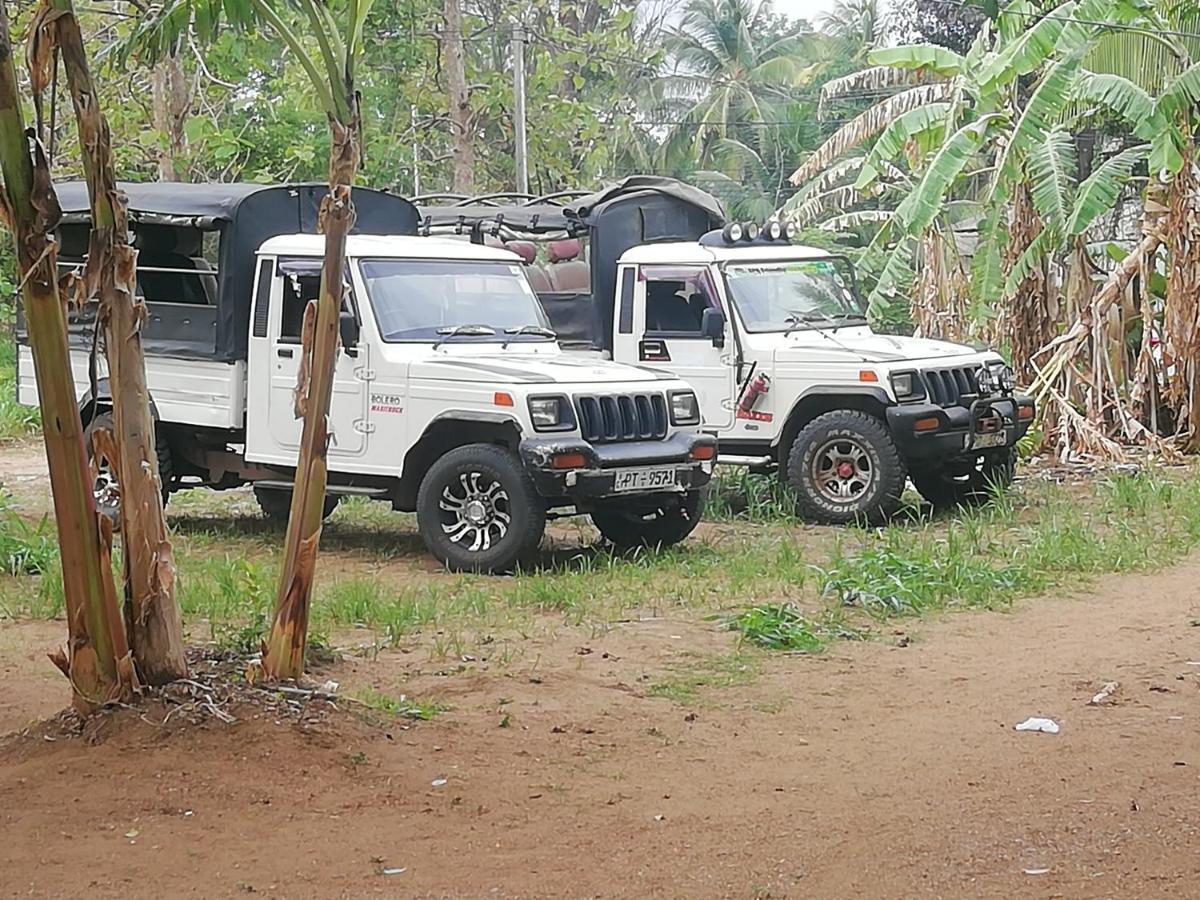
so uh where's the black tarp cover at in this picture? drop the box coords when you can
[51,182,419,361]
[416,177,726,351]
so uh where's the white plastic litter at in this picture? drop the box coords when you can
[1089,682,1119,705]
[1024,868,1051,876]
[1015,717,1060,734]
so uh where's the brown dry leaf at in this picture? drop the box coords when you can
[25,1,68,96]
[47,646,70,678]
[28,131,60,233]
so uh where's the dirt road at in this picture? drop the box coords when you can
[2,550,1200,898]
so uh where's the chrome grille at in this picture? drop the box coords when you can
[574,393,668,443]
[922,366,981,407]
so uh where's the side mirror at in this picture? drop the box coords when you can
[701,307,726,348]
[339,309,360,351]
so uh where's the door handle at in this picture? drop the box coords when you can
[277,347,294,358]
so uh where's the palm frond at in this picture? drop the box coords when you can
[1025,126,1076,233]
[867,44,966,77]
[855,103,951,189]
[789,82,952,186]
[1003,226,1060,298]
[1066,143,1148,235]
[977,3,1069,92]
[892,119,990,236]
[819,209,894,231]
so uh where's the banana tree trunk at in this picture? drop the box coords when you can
[41,0,188,684]
[1163,142,1200,449]
[0,7,132,710]
[262,116,359,680]
[1005,182,1054,383]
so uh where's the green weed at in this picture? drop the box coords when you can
[648,651,761,705]
[355,686,445,720]
[728,603,826,652]
[707,469,797,523]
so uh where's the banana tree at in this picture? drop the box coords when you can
[131,0,377,679]
[28,0,188,685]
[0,5,133,710]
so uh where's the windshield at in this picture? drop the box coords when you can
[359,259,553,342]
[724,258,866,333]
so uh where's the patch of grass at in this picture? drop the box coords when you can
[648,651,761,705]
[728,603,827,652]
[0,503,57,575]
[354,687,445,720]
[707,469,798,523]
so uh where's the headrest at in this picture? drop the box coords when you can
[507,241,537,264]
[547,239,581,263]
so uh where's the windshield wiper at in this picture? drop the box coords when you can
[784,311,864,335]
[432,324,497,349]
[502,324,557,348]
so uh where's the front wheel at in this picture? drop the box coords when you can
[591,488,707,550]
[910,447,1017,510]
[416,444,546,573]
[786,410,907,525]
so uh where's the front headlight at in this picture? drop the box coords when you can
[528,395,574,431]
[889,370,923,401]
[669,390,701,426]
[997,365,1017,393]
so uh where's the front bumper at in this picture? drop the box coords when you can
[886,393,1035,460]
[519,432,716,503]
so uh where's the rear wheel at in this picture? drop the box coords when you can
[416,444,546,573]
[254,487,340,522]
[910,447,1017,510]
[84,411,172,525]
[591,488,707,549]
[786,410,906,525]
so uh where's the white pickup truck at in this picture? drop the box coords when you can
[17,182,716,572]
[419,177,1034,524]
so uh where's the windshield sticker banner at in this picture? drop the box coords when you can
[728,261,838,278]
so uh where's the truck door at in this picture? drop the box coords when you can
[619,264,735,430]
[245,258,370,465]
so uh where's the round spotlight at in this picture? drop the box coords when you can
[975,366,996,395]
[765,221,783,241]
[784,221,798,241]
[723,223,744,243]
[744,222,761,241]
[998,365,1017,393]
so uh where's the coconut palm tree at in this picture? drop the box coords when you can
[657,0,826,214]
[818,0,885,59]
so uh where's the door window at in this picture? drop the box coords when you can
[642,268,719,338]
[278,273,355,345]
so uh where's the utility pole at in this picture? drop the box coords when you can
[511,23,529,195]
[410,104,421,196]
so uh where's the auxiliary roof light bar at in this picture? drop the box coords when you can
[703,219,798,247]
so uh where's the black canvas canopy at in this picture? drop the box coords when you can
[50,182,419,361]
[419,177,726,352]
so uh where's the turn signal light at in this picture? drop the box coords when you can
[1018,405,1034,420]
[690,444,717,461]
[494,391,514,407]
[858,370,879,383]
[914,416,941,433]
[551,452,587,470]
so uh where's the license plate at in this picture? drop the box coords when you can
[613,467,677,492]
[973,431,1007,449]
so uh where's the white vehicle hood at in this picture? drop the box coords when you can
[411,352,675,386]
[773,327,990,365]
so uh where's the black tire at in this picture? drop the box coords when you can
[83,411,172,524]
[416,443,546,574]
[786,410,907,525]
[591,488,707,550]
[254,487,340,522]
[910,447,1017,510]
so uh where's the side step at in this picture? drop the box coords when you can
[252,480,391,498]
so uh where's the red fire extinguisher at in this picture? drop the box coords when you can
[739,372,771,413]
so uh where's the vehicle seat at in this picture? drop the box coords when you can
[507,241,552,293]
[546,239,589,293]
